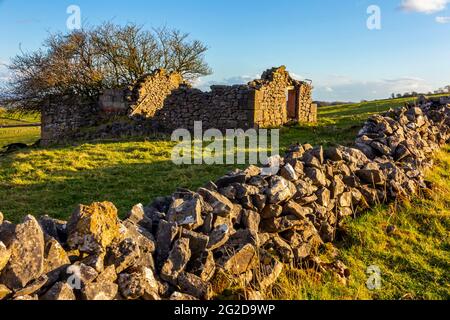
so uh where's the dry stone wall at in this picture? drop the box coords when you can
[298,83,317,123]
[152,85,255,132]
[251,67,292,127]
[130,69,185,118]
[40,67,318,144]
[41,99,100,146]
[152,66,316,131]
[2,98,449,300]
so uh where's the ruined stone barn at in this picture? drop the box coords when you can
[41,66,317,145]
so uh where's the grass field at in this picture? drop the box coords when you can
[0,108,40,125]
[0,127,41,147]
[0,108,41,147]
[0,96,449,300]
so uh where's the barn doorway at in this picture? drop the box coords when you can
[286,87,297,119]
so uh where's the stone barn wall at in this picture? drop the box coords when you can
[41,99,99,146]
[40,66,317,144]
[146,66,316,132]
[298,83,317,123]
[151,85,256,132]
[251,66,316,127]
[130,70,185,118]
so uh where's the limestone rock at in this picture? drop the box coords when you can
[38,215,67,243]
[14,294,38,300]
[316,188,331,207]
[160,238,191,284]
[261,215,303,233]
[187,251,216,282]
[302,153,322,169]
[64,263,98,290]
[118,267,161,300]
[252,194,267,212]
[198,188,235,217]
[155,220,178,270]
[283,201,313,219]
[265,235,294,264]
[261,204,283,219]
[118,272,146,300]
[331,176,345,198]
[255,251,284,291]
[170,291,198,301]
[82,281,118,300]
[81,252,105,273]
[125,203,153,231]
[181,229,209,261]
[280,163,298,181]
[13,275,48,298]
[339,192,353,207]
[140,266,163,299]
[242,210,261,234]
[43,236,71,284]
[356,164,386,185]
[67,202,121,253]
[325,147,343,161]
[96,265,117,283]
[267,176,296,204]
[106,238,141,273]
[122,221,155,269]
[41,282,76,300]
[207,224,230,250]
[305,167,327,187]
[234,183,259,199]
[215,171,247,188]
[217,243,258,276]
[167,197,203,229]
[0,241,10,273]
[0,215,45,290]
[178,272,212,300]
[0,284,12,300]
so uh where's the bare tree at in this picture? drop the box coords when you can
[1,22,211,112]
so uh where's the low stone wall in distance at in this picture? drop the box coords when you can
[40,99,100,146]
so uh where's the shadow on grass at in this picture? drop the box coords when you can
[0,122,365,223]
[0,158,244,223]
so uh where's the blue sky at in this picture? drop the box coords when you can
[1,0,449,101]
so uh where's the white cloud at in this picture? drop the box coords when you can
[400,0,449,14]
[314,75,434,101]
[195,73,434,102]
[289,72,304,81]
[436,16,450,23]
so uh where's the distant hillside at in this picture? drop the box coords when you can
[314,101,355,107]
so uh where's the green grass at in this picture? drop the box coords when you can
[0,108,40,126]
[0,127,41,148]
[0,108,41,148]
[271,146,450,300]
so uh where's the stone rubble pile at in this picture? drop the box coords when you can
[0,100,449,300]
